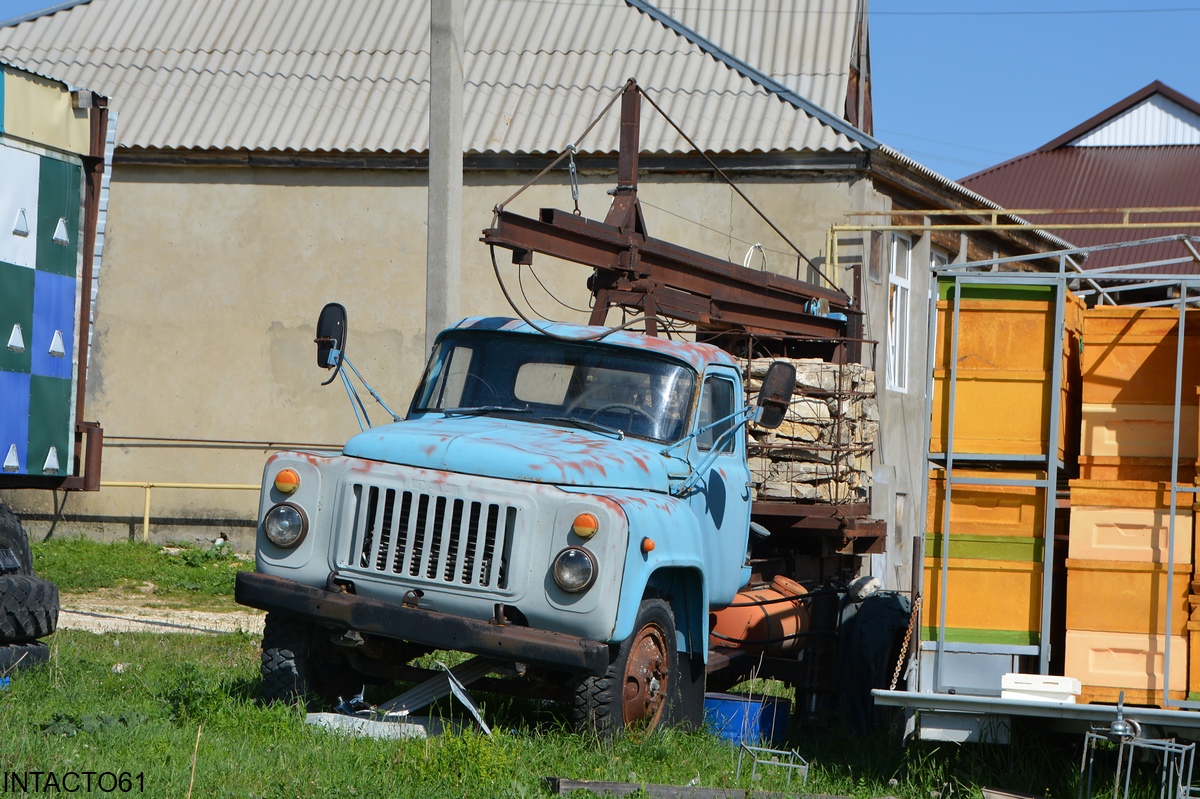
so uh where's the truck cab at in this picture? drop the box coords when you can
[236,314,793,734]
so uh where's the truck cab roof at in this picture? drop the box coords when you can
[448,317,739,374]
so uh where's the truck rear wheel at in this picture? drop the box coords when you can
[573,598,678,737]
[0,575,59,643]
[0,505,33,576]
[260,612,363,708]
[0,640,50,673]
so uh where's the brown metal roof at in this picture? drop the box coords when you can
[961,81,1200,275]
[962,146,1200,273]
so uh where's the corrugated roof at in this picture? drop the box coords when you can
[653,0,861,121]
[0,0,866,156]
[962,145,1200,273]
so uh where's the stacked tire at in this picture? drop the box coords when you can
[0,505,58,674]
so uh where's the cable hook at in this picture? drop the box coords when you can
[566,144,581,215]
[743,243,766,271]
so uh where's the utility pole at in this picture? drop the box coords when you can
[426,0,464,355]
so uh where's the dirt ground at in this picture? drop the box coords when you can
[57,590,265,635]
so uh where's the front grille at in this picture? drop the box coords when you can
[343,482,518,590]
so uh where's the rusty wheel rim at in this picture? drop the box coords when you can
[621,620,670,731]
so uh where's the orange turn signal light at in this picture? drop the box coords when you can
[572,513,599,538]
[641,537,655,553]
[274,469,300,494]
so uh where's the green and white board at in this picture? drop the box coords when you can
[0,137,83,479]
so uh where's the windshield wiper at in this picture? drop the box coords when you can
[542,416,624,440]
[442,406,531,417]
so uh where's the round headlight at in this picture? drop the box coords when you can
[263,503,307,548]
[552,547,597,593]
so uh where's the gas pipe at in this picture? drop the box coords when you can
[708,575,810,655]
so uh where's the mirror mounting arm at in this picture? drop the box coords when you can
[318,341,344,387]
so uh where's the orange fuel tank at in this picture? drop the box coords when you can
[709,575,810,654]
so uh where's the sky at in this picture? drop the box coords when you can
[0,1,1197,182]
[870,1,1200,179]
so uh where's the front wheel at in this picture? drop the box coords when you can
[573,598,678,737]
[0,505,33,576]
[259,612,363,709]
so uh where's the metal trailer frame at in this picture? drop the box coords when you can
[895,233,1200,732]
[927,255,1071,684]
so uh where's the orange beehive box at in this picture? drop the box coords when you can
[1188,620,1200,697]
[1068,479,1195,564]
[1070,479,1199,509]
[1068,507,1193,564]
[927,469,1047,538]
[1078,685,1186,706]
[1077,456,1197,483]
[1080,403,1198,460]
[1065,559,1190,636]
[1065,628,1186,694]
[1082,307,1200,406]
[930,291,1082,459]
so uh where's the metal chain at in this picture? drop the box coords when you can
[890,595,921,691]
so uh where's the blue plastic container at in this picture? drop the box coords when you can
[703,692,790,746]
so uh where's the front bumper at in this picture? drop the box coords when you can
[236,572,610,675]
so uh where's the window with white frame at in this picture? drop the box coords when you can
[886,235,912,392]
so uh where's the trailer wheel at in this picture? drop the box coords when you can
[0,575,59,643]
[0,505,33,576]
[0,641,50,674]
[259,612,363,709]
[572,598,678,738]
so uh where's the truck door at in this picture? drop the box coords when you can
[686,369,752,604]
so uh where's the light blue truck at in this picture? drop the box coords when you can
[236,310,795,734]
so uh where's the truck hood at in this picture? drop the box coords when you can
[342,416,678,491]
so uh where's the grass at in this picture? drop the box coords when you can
[1,539,1177,798]
[32,537,253,611]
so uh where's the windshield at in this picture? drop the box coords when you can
[411,331,697,443]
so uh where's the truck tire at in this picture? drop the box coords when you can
[259,612,362,709]
[0,505,33,576]
[0,641,50,673]
[572,598,678,738]
[0,575,59,643]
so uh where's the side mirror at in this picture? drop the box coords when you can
[756,361,796,429]
[315,303,348,386]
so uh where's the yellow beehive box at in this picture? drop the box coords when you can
[931,371,1074,458]
[1065,628,1186,693]
[930,291,1083,459]
[922,555,1041,645]
[927,469,1047,539]
[1065,559,1190,636]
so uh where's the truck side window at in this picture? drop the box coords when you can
[696,376,736,454]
